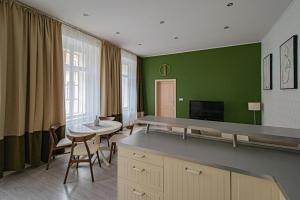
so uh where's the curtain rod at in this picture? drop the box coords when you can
[15,0,138,57]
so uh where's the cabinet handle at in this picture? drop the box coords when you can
[185,167,202,175]
[132,153,145,158]
[132,189,145,196]
[132,166,145,172]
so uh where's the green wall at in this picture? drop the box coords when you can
[142,43,261,124]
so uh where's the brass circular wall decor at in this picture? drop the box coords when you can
[160,64,170,77]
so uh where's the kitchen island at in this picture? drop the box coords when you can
[117,117,300,200]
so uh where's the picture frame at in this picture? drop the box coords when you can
[263,54,272,90]
[280,35,298,89]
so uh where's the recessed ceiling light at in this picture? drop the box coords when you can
[174,37,179,40]
[160,20,165,24]
[224,26,230,30]
[116,32,120,34]
[138,43,142,46]
[83,13,90,17]
[226,2,234,7]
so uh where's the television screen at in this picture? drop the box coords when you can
[189,101,224,122]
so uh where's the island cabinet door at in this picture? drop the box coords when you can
[164,157,231,200]
[231,173,285,200]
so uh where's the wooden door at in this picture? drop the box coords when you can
[231,173,285,200]
[155,79,176,118]
[164,157,231,200]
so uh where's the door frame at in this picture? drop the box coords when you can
[155,79,177,118]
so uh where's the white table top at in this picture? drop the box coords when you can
[68,120,122,137]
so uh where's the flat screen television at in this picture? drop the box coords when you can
[189,101,224,122]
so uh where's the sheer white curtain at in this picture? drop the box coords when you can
[62,25,101,127]
[121,50,137,125]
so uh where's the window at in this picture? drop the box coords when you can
[122,64,129,110]
[62,25,101,126]
[121,50,137,125]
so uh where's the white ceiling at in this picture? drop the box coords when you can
[19,0,292,57]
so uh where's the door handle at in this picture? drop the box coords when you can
[132,166,145,172]
[132,189,146,196]
[132,153,145,158]
[185,167,202,175]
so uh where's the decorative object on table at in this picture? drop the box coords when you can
[94,115,100,126]
[263,54,272,90]
[160,64,170,77]
[280,35,298,89]
[248,102,261,125]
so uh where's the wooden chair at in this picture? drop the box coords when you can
[99,116,116,147]
[46,124,72,170]
[64,133,101,184]
[99,116,115,121]
[109,124,134,163]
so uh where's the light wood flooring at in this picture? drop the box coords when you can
[0,149,118,200]
[0,126,149,200]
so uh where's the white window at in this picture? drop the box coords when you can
[121,50,137,125]
[62,25,101,126]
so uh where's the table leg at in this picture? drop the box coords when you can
[233,134,238,148]
[145,124,150,133]
[183,128,187,140]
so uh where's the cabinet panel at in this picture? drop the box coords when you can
[231,173,285,200]
[118,178,163,200]
[164,157,230,200]
[118,156,164,191]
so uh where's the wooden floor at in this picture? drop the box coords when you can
[0,126,148,200]
[0,149,118,200]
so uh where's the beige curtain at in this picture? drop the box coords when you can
[136,57,144,116]
[0,0,65,176]
[100,41,122,121]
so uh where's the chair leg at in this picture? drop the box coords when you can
[64,155,73,184]
[46,147,53,170]
[76,156,79,168]
[88,156,95,182]
[113,143,117,154]
[109,143,114,163]
[106,135,110,147]
[96,151,101,168]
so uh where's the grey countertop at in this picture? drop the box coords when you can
[135,116,300,142]
[119,130,300,200]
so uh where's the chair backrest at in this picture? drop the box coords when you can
[99,116,115,121]
[67,133,96,159]
[67,133,96,143]
[49,124,61,146]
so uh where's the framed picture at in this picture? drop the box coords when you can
[280,35,298,89]
[263,54,272,90]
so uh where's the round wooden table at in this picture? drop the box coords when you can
[68,120,122,166]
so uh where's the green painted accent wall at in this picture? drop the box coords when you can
[142,43,261,124]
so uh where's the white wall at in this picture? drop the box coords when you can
[262,0,300,128]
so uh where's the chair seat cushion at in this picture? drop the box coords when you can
[73,143,99,156]
[56,138,72,148]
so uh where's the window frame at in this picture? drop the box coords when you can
[63,48,87,122]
